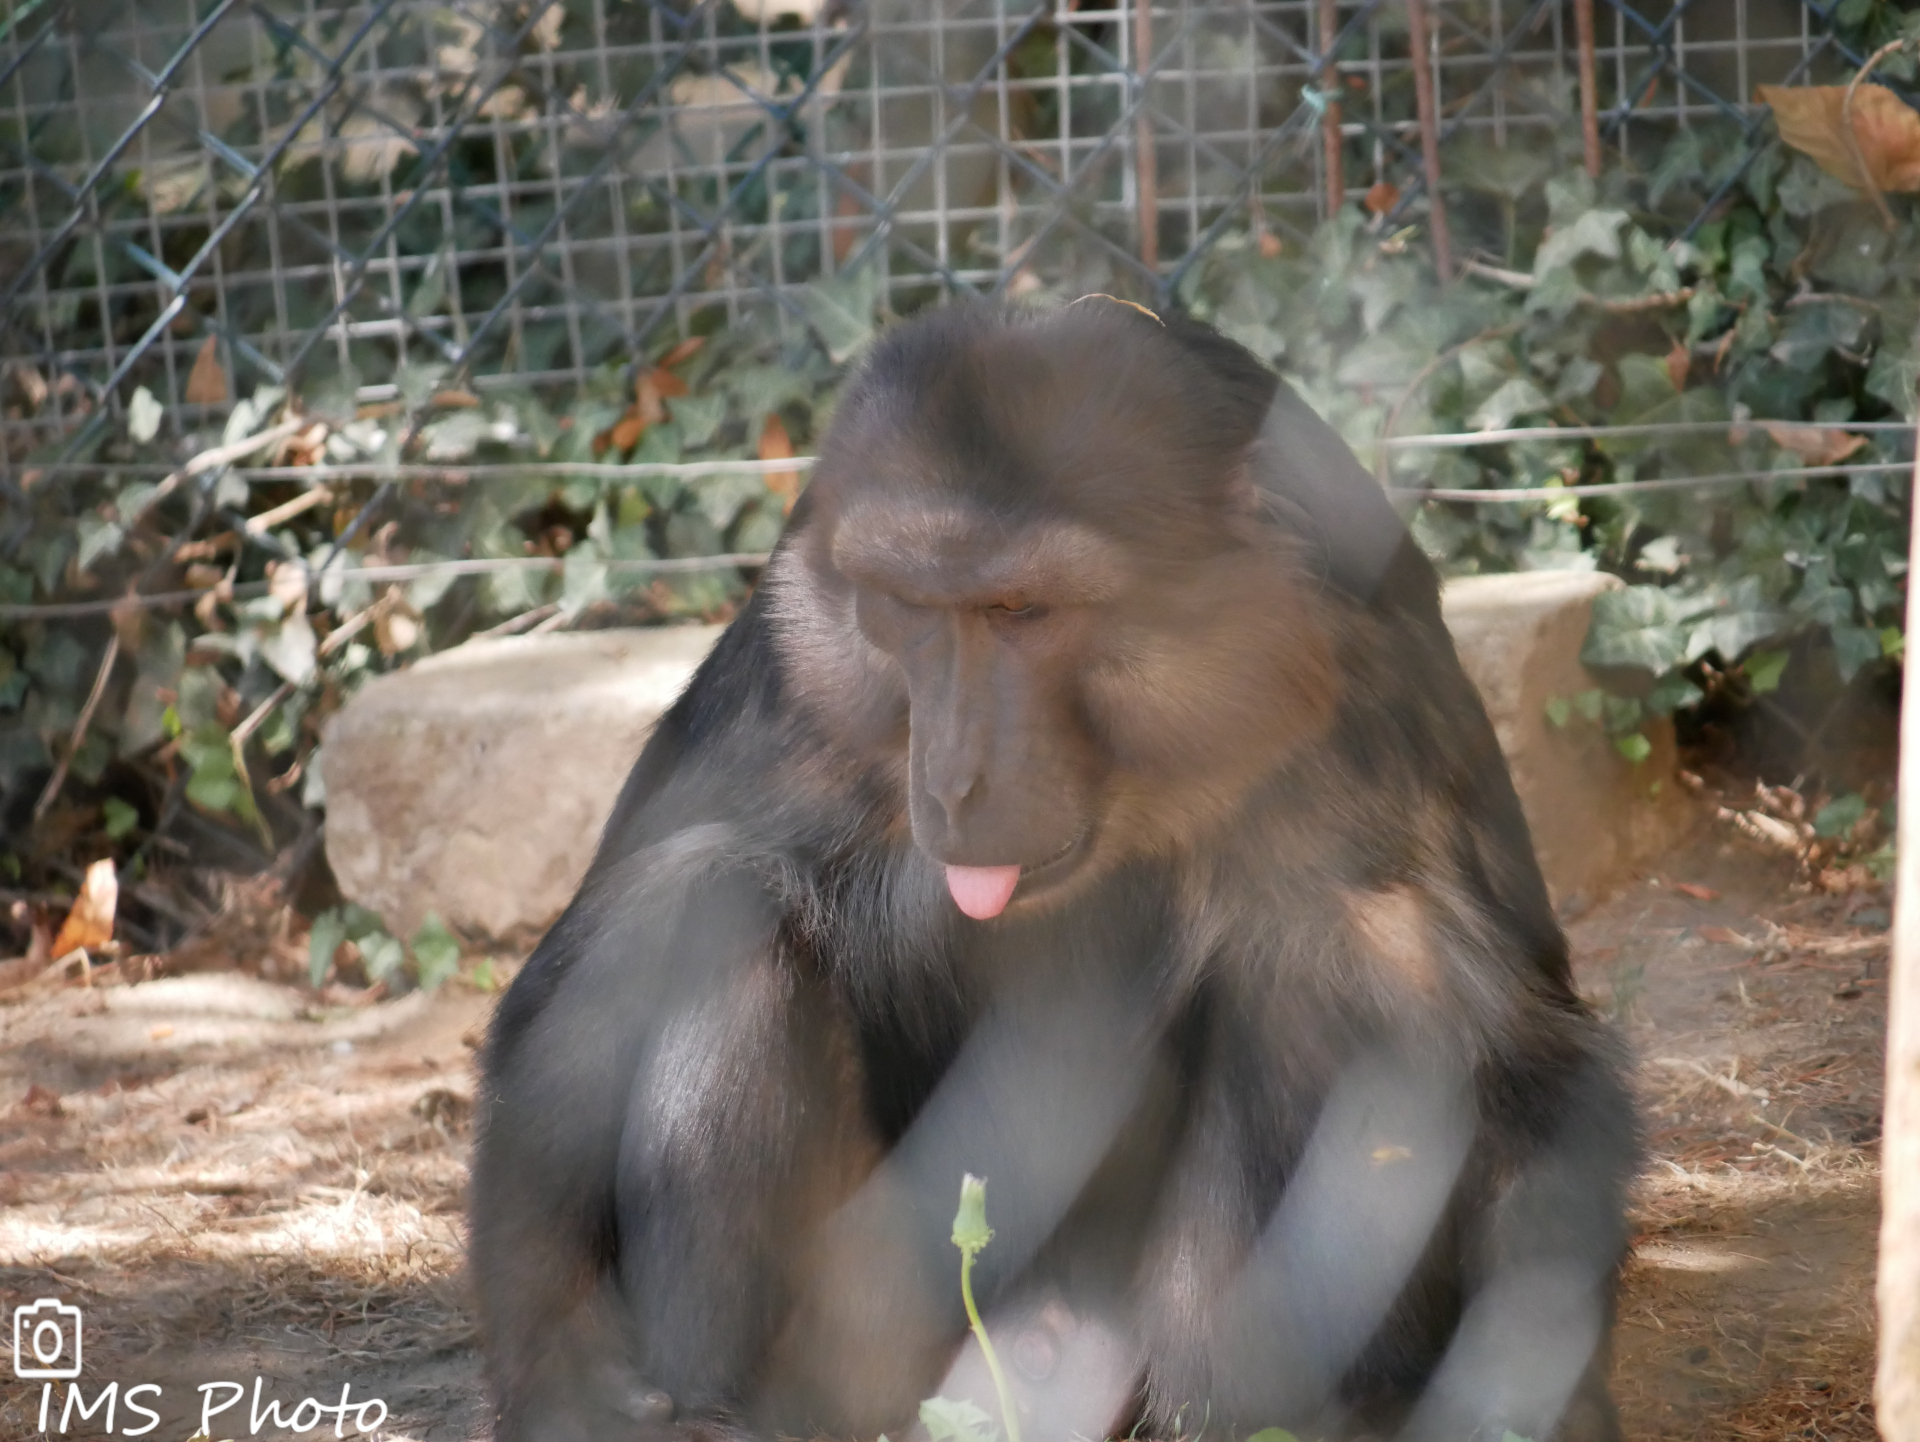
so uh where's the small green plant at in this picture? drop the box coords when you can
[946,1173,1021,1442]
[306,903,462,992]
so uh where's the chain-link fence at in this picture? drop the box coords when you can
[0,0,1896,472]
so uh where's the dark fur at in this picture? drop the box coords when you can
[470,304,1637,1442]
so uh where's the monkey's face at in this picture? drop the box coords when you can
[831,504,1122,915]
[770,306,1342,919]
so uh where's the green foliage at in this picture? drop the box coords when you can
[0,289,857,933]
[918,1397,999,1442]
[1179,113,1916,739]
[306,902,461,991]
[410,912,462,992]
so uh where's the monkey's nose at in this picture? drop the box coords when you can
[929,770,981,826]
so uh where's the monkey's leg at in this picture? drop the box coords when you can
[1400,1043,1637,1442]
[617,953,958,1438]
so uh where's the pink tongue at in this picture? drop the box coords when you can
[946,864,1023,920]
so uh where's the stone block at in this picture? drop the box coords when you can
[321,626,724,939]
[324,574,1676,938]
[1441,570,1682,910]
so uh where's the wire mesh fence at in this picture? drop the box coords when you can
[0,0,1900,474]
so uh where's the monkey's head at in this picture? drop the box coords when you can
[772,302,1343,919]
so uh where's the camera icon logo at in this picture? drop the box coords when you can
[13,1298,83,1379]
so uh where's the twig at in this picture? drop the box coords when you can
[1403,0,1452,278]
[1574,0,1601,178]
[1841,39,1908,233]
[231,679,297,747]
[1134,0,1158,271]
[1461,258,1535,289]
[317,593,394,658]
[468,603,561,641]
[136,418,308,515]
[245,483,334,535]
[1319,0,1344,213]
[1375,323,1521,484]
[1595,286,1697,314]
[31,634,120,823]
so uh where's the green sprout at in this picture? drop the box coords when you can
[951,1174,1021,1442]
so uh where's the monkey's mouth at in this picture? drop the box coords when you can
[941,832,1089,920]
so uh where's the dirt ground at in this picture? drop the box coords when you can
[0,797,1891,1442]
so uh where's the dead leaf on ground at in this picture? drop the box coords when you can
[1763,422,1867,467]
[1698,925,1747,945]
[16,1084,63,1117]
[53,858,117,956]
[760,414,800,513]
[1674,882,1721,902]
[184,335,229,406]
[1757,83,1920,193]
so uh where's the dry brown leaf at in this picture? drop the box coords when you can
[266,558,308,614]
[1697,925,1746,945]
[760,414,800,513]
[374,600,422,656]
[1762,422,1866,466]
[52,858,117,956]
[1673,881,1720,902]
[1664,339,1690,392]
[184,335,229,406]
[605,413,646,454]
[1364,181,1400,216]
[1757,83,1920,193]
[659,336,706,368]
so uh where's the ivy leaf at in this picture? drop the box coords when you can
[76,514,126,573]
[1470,377,1550,433]
[1744,649,1790,694]
[794,265,882,364]
[411,913,462,992]
[1646,673,1705,714]
[257,609,318,685]
[1582,586,1712,673]
[1814,792,1869,839]
[1532,209,1628,277]
[309,907,347,988]
[1832,623,1884,680]
[128,386,163,444]
[919,1397,997,1442]
[360,929,406,983]
[102,796,139,839]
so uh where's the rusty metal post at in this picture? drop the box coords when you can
[1575,0,1602,178]
[1320,0,1345,212]
[1135,0,1159,271]
[1403,0,1453,277]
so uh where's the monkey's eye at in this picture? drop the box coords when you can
[985,601,1046,621]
